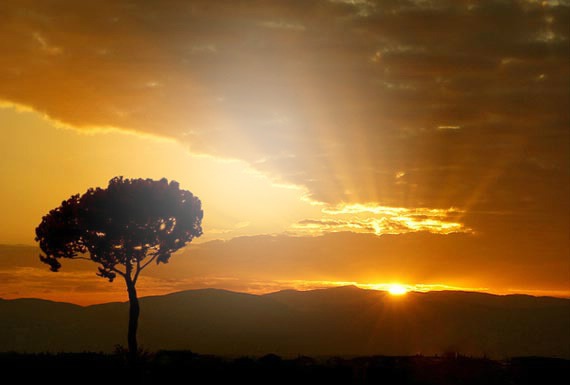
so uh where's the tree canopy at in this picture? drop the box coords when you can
[35,176,203,283]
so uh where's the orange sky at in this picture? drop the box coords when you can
[0,0,569,304]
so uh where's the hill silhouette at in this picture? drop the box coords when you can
[1,286,569,358]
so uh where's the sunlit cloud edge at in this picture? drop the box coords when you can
[291,202,471,236]
[0,100,176,143]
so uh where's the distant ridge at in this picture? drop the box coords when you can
[1,287,569,358]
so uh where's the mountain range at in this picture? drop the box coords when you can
[1,286,569,358]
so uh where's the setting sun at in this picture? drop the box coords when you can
[388,284,408,296]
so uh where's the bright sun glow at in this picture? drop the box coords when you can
[388,284,408,295]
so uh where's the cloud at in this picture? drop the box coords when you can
[0,0,568,262]
[292,203,468,235]
[259,20,306,31]
[32,32,63,55]
[2,228,569,305]
[437,125,461,131]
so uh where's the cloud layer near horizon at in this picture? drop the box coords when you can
[1,228,568,305]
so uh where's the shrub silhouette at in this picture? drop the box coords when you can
[35,177,203,361]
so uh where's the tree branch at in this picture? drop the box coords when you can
[140,254,158,272]
[133,258,142,284]
[111,266,126,278]
[134,254,156,284]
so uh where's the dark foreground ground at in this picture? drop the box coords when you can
[1,351,568,384]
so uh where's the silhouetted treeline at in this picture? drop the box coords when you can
[1,351,568,384]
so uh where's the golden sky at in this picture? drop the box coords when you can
[0,0,569,304]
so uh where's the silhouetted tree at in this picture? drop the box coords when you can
[35,177,203,361]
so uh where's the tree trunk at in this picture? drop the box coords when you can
[126,281,140,363]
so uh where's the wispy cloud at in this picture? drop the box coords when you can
[32,32,62,55]
[259,20,306,31]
